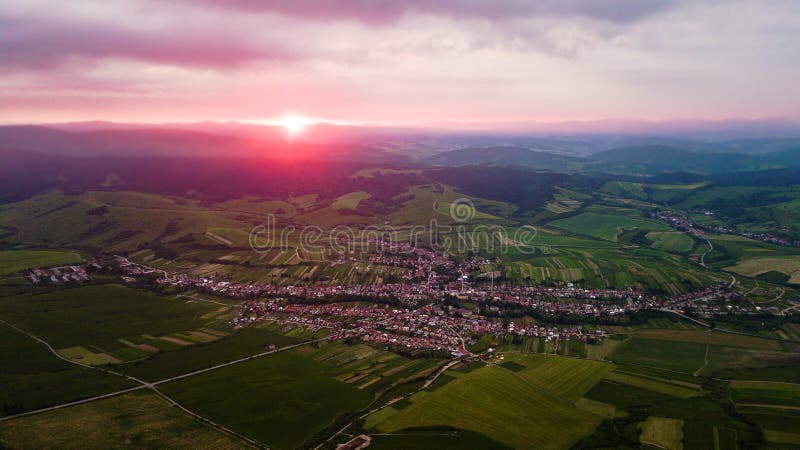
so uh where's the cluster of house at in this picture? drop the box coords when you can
[100,249,786,320]
[235,300,604,355]
[664,286,782,317]
[653,210,799,247]
[27,265,89,284]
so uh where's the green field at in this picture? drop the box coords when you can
[369,429,511,450]
[743,408,800,445]
[373,355,608,449]
[0,391,247,448]
[0,250,82,275]
[607,337,707,374]
[731,380,800,407]
[639,416,684,450]
[605,371,701,399]
[500,353,615,401]
[585,379,676,410]
[630,329,782,351]
[715,366,800,383]
[501,243,714,294]
[549,211,670,242]
[159,343,424,449]
[649,397,754,449]
[646,231,695,252]
[120,326,304,381]
[0,284,225,363]
[727,256,800,284]
[0,322,135,417]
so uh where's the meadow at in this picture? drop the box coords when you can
[639,416,684,450]
[629,329,782,351]
[159,342,438,449]
[548,209,671,242]
[159,346,372,449]
[731,380,800,407]
[604,371,701,399]
[607,336,708,374]
[646,231,696,253]
[0,284,227,364]
[0,391,245,448]
[368,429,511,450]
[371,354,609,449]
[499,353,615,402]
[0,322,135,417]
[741,407,800,446]
[119,324,307,381]
[727,256,800,284]
[0,249,83,275]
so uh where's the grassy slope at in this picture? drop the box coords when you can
[647,231,695,252]
[549,211,670,242]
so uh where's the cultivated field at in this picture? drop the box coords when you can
[0,391,247,448]
[727,256,800,283]
[159,342,437,449]
[373,355,608,449]
[0,322,135,417]
[630,329,782,351]
[608,337,708,374]
[731,380,800,407]
[0,249,82,275]
[646,231,695,253]
[500,353,615,401]
[639,416,684,450]
[0,284,227,364]
[605,371,701,399]
[549,210,670,242]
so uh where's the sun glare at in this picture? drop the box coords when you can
[277,114,312,136]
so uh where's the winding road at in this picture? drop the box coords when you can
[700,239,712,267]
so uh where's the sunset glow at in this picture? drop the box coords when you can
[274,115,312,136]
[0,1,798,126]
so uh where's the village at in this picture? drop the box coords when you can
[233,300,603,356]
[23,244,790,356]
[652,210,800,247]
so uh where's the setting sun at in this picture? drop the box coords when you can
[276,114,312,136]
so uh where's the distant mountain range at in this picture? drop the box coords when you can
[0,125,408,163]
[423,144,800,175]
[1,122,799,177]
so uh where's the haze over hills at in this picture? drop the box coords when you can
[3,122,800,183]
[3,118,800,160]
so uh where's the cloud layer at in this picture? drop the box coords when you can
[0,0,798,124]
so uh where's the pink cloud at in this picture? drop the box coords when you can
[182,0,678,25]
[0,15,296,70]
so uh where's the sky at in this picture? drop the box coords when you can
[1,0,799,127]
